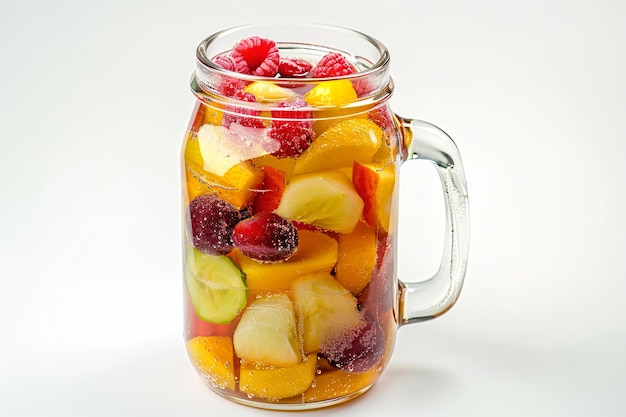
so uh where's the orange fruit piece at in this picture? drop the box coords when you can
[239,353,317,401]
[292,118,384,175]
[203,105,224,126]
[335,221,377,296]
[303,367,378,402]
[186,336,236,391]
[234,230,338,292]
[303,79,364,134]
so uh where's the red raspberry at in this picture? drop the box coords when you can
[212,55,247,96]
[218,77,246,97]
[214,54,236,71]
[222,90,264,128]
[268,99,314,158]
[278,58,312,77]
[310,52,356,78]
[231,36,280,77]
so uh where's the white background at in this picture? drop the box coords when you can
[1,0,625,416]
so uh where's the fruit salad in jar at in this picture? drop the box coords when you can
[182,34,401,406]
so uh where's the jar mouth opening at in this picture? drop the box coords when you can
[196,23,390,82]
[193,22,392,104]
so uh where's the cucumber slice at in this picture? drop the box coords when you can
[185,248,247,324]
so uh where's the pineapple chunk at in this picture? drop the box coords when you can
[275,171,364,234]
[233,293,302,367]
[290,272,364,354]
[183,132,262,209]
[244,81,299,102]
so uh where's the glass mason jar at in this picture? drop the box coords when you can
[181,23,469,410]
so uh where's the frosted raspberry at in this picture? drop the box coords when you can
[278,58,312,77]
[214,54,236,71]
[231,36,280,77]
[268,99,314,158]
[218,77,246,97]
[352,78,374,97]
[310,52,356,78]
[222,90,264,128]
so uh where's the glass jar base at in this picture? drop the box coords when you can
[205,381,375,411]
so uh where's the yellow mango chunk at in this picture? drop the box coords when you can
[239,353,317,401]
[252,154,296,178]
[186,336,236,391]
[197,124,271,176]
[203,105,224,125]
[293,119,384,175]
[304,79,358,107]
[235,230,338,292]
[304,80,364,134]
[335,221,377,296]
[303,367,378,402]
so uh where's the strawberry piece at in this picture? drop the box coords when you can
[222,90,265,128]
[310,52,356,78]
[252,166,286,213]
[278,58,313,77]
[231,36,280,77]
[268,99,314,158]
[232,212,299,262]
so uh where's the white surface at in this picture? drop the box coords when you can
[1,0,625,416]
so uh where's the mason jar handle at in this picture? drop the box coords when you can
[397,118,470,325]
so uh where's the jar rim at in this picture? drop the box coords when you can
[195,22,390,84]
